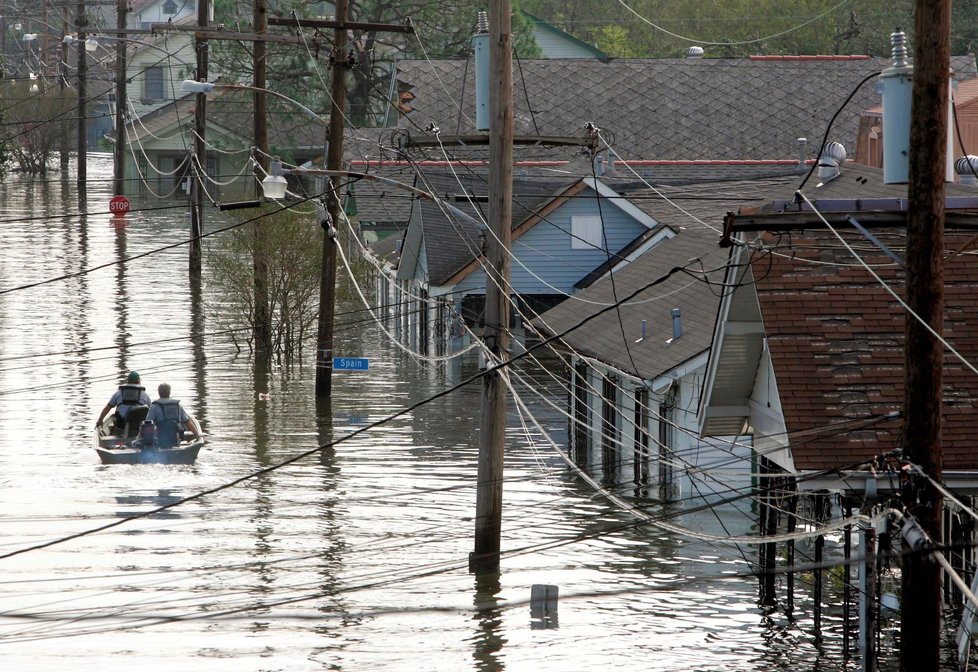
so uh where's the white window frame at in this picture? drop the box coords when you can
[144,66,164,101]
[571,214,603,250]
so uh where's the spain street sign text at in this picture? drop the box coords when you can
[333,357,369,371]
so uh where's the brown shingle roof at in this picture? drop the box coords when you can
[754,228,978,472]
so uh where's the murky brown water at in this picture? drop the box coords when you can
[0,155,888,671]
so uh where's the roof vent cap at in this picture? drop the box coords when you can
[817,142,847,184]
[685,46,704,59]
[956,155,978,185]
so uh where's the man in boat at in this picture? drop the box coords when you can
[145,383,192,447]
[95,371,151,434]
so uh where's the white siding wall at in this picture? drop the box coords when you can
[570,357,752,503]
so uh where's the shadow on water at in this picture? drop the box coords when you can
[114,490,185,520]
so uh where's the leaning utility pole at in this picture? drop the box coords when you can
[471,0,513,574]
[190,0,208,273]
[900,2,949,670]
[112,0,127,196]
[314,0,349,397]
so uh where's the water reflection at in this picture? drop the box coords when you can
[471,573,505,671]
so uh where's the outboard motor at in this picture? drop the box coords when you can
[139,420,157,448]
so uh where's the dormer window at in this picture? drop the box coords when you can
[162,0,177,14]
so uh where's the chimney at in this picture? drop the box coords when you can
[879,28,913,184]
[670,308,682,342]
[797,137,807,166]
[817,141,847,184]
[472,12,490,132]
[956,155,978,185]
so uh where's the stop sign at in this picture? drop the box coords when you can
[109,195,130,216]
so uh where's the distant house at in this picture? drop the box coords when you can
[391,169,678,355]
[520,10,606,59]
[125,0,197,119]
[112,87,333,201]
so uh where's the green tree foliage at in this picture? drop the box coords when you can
[521,0,978,59]
[0,81,75,175]
[209,207,323,363]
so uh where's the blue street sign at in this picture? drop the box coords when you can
[333,357,370,371]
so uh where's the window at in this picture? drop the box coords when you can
[570,215,603,250]
[144,67,164,101]
[162,0,177,13]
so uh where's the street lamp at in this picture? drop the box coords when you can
[260,157,288,199]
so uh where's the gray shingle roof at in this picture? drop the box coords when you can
[532,226,726,379]
[394,56,977,162]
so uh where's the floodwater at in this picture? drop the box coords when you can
[0,155,889,671]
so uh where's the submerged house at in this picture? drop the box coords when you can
[530,174,800,503]
[698,156,978,659]
[390,169,678,355]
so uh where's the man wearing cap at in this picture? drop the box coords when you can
[96,371,151,433]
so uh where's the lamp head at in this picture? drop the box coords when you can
[261,174,288,200]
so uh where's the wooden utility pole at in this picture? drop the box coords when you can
[314,0,349,397]
[112,0,127,196]
[471,0,513,574]
[252,0,272,357]
[900,2,949,670]
[75,2,87,192]
[59,14,70,172]
[190,0,208,273]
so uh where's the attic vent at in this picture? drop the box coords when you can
[817,142,847,183]
[685,46,704,59]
